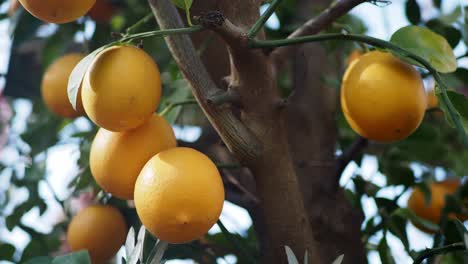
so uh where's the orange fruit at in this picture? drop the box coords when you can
[8,0,21,17]
[346,50,362,66]
[41,54,86,118]
[18,0,95,24]
[426,89,438,109]
[134,147,225,244]
[341,51,426,142]
[88,0,116,23]
[67,205,127,263]
[82,45,161,132]
[408,179,468,233]
[90,114,177,200]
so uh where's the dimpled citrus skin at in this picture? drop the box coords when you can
[341,51,426,142]
[18,0,95,23]
[408,179,468,233]
[67,205,127,263]
[82,45,161,132]
[41,54,86,118]
[90,114,176,200]
[134,147,225,244]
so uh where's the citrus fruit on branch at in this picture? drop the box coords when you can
[67,205,127,263]
[41,54,86,118]
[134,147,225,244]
[408,179,468,233]
[18,0,95,23]
[341,51,426,142]
[82,45,162,132]
[90,114,177,200]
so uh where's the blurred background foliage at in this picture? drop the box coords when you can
[0,0,467,263]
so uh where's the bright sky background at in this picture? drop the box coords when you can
[0,0,467,263]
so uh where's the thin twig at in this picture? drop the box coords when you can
[270,0,368,70]
[247,0,283,38]
[335,136,368,184]
[413,242,465,264]
[159,99,198,117]
[126,13,155,35]
[217,220,257,264]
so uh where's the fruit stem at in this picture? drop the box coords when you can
[247,0,283,39]
[250,33,468,147]
[413,242,465,264]
[158,99,198,117]
[120,25,205,43]
[126,13,155,35]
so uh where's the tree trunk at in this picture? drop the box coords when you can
[286,0,367,263]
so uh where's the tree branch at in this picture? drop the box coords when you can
[334,136,368,184]
[148,0,261,164]
[413,242,466,264]
[270,0,367,70]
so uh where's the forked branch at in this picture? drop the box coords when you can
[270,0,368,70]
[148,0,261,164]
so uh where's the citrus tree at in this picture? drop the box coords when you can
[1,0,468,263]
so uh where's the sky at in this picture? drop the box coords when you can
[0,0,467,263]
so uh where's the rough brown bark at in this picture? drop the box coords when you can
[149,0,318,262]
[286,0,367,263]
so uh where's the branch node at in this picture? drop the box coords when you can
[194,11,225,29]
[207,89,241,107]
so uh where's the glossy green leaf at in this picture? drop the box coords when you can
[171,0,193,10]
[67,46,107,110]
[390,26,457,73]
[405,0,421,25]
[426,19,462,48]
[378,237,396,264]
[0,243,16,261]
[392,208,439,232]
[52,251,91,264]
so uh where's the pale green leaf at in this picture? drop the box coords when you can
[390,26,457,73]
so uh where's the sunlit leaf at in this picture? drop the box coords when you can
[390,26,457,73]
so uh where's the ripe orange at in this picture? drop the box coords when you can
[67,205,127,263]
[408,179,468,233]
[18,0,95,24]
[341,51,426,142]
[88,0,116,23]
[426,89,438,109]
[41,54,86,118]
[134,147,225,244]
[82,45,161,132]
[90,114,177,200]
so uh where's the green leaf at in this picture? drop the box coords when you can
[426,19,462,48]
[284,246,299,264]
[171,0,193,10]
[52,251,91,264]
[392,208,439,232]
[447,90,468,121]
[390,26,457,73]
[388,215,410,250]
[405,0,421,25]
[67,46,107,110]
[378,236,396,264]
[0,243,16,261]
[23,256,53,264]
